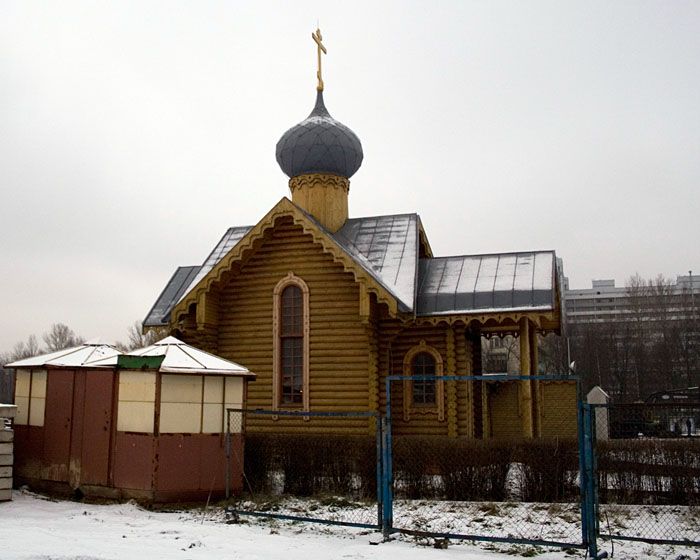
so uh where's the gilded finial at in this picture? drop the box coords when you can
[311,28,327,91]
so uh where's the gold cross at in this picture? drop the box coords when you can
[312,28,327,91]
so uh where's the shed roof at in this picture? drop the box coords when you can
[87,336,254,377]
[5,338,123,369]
[416,252,557,315]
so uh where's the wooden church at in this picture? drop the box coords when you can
[144,30,569,440]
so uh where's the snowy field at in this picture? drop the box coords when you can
[1,489,698,560]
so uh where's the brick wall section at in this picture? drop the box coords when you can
[0,404,16,501]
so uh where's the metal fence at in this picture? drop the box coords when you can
[226,408,382,530]
[224,384,700,557]
[590,402,700,546]
[385,375,588,551]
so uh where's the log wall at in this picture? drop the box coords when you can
[211,216,371,434]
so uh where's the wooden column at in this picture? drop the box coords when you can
[445,327,458,438]
[529,323,542,437]
[466,329,485,439]
[519,317,534,438]
[457,326,474,438]
[366,317,380,435]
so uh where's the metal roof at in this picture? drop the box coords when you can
[333,214,418,312]
[177,226,253,305]
[143,227,254,327]
[5,338,123,369]
[87,336,254,377]
[143,266,202,327]
[143,211,560,324]
[416,252,557,315]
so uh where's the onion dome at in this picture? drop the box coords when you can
[276,91,363,179]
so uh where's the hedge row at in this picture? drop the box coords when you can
[391,436,580,502]
[242,434,700,505]
[243,434,377,499]
[243,434,580,502]
[597,438,700,505]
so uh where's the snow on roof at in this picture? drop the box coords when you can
[87,336,254,377]
[5,340,123,369]
[416,252,556,315]
[143,212,560,324]
[333,214,417,312]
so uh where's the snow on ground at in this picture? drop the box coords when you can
[0,489,698,560]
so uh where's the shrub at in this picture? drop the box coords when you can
[242,433,377,499]
[596,438,700,505]
[391,436,512,501]
[515,438,579,502]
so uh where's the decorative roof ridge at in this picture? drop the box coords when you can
[421,249,557,260]
[341,211,421,222]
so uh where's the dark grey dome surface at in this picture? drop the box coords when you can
[276,91,363,179]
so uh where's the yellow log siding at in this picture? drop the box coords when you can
[487,381,523,440]
[380,325,450,436]
[210,217,371,434]
[538,380,578,438]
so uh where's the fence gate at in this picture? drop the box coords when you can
[590,402,700,547]
[383,375,593,552]
[226,408,382,530]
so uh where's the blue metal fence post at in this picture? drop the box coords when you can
[381,377,394,539]
[380,416,393,538]
[225,409,231,500]
[581,402,606,558]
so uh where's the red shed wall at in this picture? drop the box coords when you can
[78,371,114,486]
[42,369,74,482]
[14,367,246,502]
[155,433,243,500]
[112,433,155,491]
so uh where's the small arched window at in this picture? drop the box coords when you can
[402,341,444,421]
[273,273,310,411]
[412,352,436,405]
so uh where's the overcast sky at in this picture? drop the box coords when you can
[2,1,699,352]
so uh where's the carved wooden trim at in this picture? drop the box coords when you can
[402,340,445,422]
[288,173,350,194]
[412,311,558,330]
[272,272,310,415]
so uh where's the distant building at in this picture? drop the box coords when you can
[564,275,700,400]
[565,275,700,325]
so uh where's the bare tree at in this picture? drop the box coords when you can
[11,335,41,360]
[538,333,568,375]
[625,273,650,400]
[42,323,84,352]
[1,334,42,404]
[124,321,169,351]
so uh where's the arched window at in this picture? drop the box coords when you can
[402,341,444,421]
[280,285,303,404]
[273,273,310,411]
